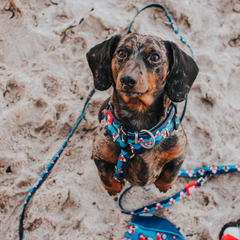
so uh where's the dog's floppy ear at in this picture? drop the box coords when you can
[164,41,199,102]
[86,35,121,91]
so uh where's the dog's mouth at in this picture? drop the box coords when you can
[120,89,150,97]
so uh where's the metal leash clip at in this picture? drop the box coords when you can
[197,174,212,185]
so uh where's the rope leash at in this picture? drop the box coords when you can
[19,89,97,240]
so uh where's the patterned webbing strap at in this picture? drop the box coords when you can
[118,164,240,215]
[102,103,180,182]
[19,89,97,240]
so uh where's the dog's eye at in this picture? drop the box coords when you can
[118,50,126,58]
[150,53,160,62]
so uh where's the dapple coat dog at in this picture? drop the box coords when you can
[86,33,199,195]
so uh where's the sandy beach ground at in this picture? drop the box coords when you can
[0,0,240,239]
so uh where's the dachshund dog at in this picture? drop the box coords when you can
[87,33,198,196]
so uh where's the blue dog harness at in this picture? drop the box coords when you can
[102,102,180,183]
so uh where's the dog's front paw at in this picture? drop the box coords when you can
[101,180,123,196]
[159,189,168,193]
[155,182,174,193]
[156,186,170,193]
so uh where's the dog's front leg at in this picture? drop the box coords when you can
[154,156,184,192]
[94,158,123,196]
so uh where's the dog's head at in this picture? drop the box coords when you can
[87,33,198,102]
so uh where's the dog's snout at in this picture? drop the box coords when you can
[120,76,137,88]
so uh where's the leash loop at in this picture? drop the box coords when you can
[134,132,138,144]
[139,129,155,149]
[129,153,135,159]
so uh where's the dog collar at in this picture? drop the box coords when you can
[102,102,180,182]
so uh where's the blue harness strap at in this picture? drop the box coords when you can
[102,103,180,182]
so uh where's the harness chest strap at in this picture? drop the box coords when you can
[102,103,180,182]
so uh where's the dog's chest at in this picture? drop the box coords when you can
[93,121,185,187]
[125,147,168,186]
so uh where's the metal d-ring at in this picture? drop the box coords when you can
[139,129,155,149]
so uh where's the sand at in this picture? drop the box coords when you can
[0,0,240,239]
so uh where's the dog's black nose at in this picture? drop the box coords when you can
[120,76,137,88]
